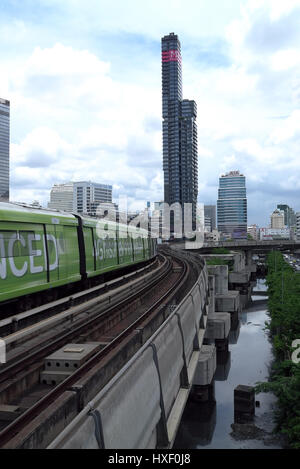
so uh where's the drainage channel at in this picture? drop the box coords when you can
[174,278,285,449]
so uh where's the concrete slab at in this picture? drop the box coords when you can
[44,342,100,372]
[40,370,72,385]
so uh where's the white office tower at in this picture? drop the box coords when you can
[48,183,74,212]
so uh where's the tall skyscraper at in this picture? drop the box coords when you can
[277,204,296,227]
[161,33,198,233]
[217,171,247,238]
[0,98,10,200]
[204,205,217,231]
[296,213,300,240]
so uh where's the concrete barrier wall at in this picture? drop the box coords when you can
[152,316,184,418]
[179,296,197,363]
[51,347,161,449]
[48,259,210,450]
[192,287,202,325]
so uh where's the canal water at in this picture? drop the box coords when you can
[174,278,284,449]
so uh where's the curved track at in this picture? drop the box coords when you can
[0,250,196,448]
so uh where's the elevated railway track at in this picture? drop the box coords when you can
[0,249,200,448]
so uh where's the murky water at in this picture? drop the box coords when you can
[174,278,283,449]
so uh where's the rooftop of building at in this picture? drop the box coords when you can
[0,98,10,106]
[221,170,244,178]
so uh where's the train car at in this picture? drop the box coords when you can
[79,215,151,278]
[0,202,157,311]
[0,202,81,307]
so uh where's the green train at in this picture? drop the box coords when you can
[0,202,157,313]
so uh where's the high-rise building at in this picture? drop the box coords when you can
[48,183,74,212]
[48,181,113,216]
[204,216,212,232]
[217,171,247,238]
[73,181,112,216]
[247,224,259,240]
[161,33,198,233]
[271,209,285,229]
[0,98,10,200]
[204,205,216,231]
[296,213,300,240]
[277,204,296,227]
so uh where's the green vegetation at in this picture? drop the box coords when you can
[255,251,300,448]
[211,247,230,254]
[205,248,234,271]
[206,257,231,267]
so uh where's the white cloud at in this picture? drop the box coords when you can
[269,110,300,144]
[2,0,300,224]
[270,49,300,71]
[5,42,162,208]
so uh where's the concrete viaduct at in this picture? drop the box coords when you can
[200,239,300,253]
[47,240,299,449]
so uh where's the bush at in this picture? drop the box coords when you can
[256,251,300,448]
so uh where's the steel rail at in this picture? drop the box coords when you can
[0,255,169,385]
[0,257,159,335]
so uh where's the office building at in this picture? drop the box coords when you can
[204,205,216,231]
[48,181,112,216]
[296,213,300,240]
[271,209,285,229]
[162,33,198,233]
[73,182,112,216]
[48,183,74,212]
[277,204,296,227]
[0,98,10,200]
[204,216,212,232]
[247,224,259,240]
[217,171,247,238]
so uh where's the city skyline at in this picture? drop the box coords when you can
[0,1,300,226]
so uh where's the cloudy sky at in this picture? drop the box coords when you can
[1,0,300,226]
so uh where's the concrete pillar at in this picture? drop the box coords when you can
[204,313,231,340]
[215,338,229,353]
[214,350,231,381]
[207,265,228,294]
[234,385,255,423]
[246,250,253,267]
[215,290,240,313]
[193,345,216,386]
[190,381,215,403]
[233,251,245,271]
